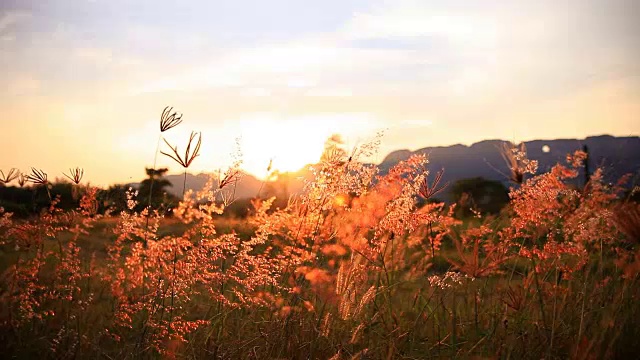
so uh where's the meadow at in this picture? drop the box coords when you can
[0,111,639,359]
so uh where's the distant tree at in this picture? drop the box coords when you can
[47,182,77,210]
[0,180,84,217]
[450,177,510,217]
[137,168,175,211]
[0,185,32,217]
[98,184,130,214]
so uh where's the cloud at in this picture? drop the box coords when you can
[2,1,638,158]
[130,38,439,97]
[0,10,31,33]
[342,2,500,47]
[77,0,637,115]
[339,0,639,96]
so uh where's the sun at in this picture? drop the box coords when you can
[238,116,335,178]
[234,112,382,179]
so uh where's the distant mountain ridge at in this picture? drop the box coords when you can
[379,135,640,200]
[157,172,266,199]
[143,135,640,201]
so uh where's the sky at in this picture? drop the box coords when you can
[0,0,639,186]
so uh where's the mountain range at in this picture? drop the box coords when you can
[151,135,640,201]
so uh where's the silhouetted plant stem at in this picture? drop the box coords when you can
[583,145,590,187]
[139,137,161,338]
[183,169,187,198]
[139,105,183,349]
[140,137,162,311]
[146,135,162,218]
[168,169,187,326]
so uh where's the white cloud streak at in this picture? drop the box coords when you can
[0,10,31,33]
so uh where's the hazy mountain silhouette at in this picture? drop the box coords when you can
[379,135,640,200]
[136,135,639,201]
[153,172,266,199]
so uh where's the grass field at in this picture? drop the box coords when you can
[1,143,639,359]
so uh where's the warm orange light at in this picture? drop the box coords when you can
[334,194,348,207]
[239,115,346,177]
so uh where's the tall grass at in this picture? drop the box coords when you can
[0,111,639,359]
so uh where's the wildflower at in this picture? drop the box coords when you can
[566,149,588,168]
[428,271,474,289]
[126,187,139,210]
[500,142,538,184]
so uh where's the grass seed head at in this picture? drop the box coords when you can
[161,131,202,168]
[0,168,20,186]
[419,168,448,200]
[160,106,183,132]
[64,167,84,185]
[26,167,48,185]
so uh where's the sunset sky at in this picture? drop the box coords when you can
[1,0,639,186]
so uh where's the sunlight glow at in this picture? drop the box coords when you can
[0,0,637,186]
[238,116,335,177]
[236,113,380,177]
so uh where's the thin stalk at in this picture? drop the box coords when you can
[508,236,528,284]
[146,135,162,216]
[600,238,604,278]
[136,135,162,348]
[170,238,178,323]
[140,135,161,340]
[474,286,479,335]
[575,268,590,358]
[548,267,559,357]
[452,293,457,354]
[183,169,187,198]
[429,221,435,258]
[45,186,52,204]
[530,257,548,332]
